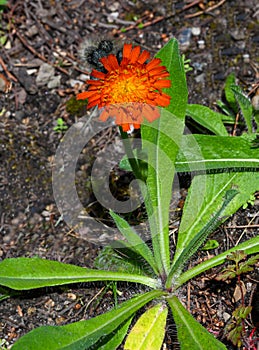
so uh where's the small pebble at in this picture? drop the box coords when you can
[27,307,36,316]
[45,299,55,308]
[25,25,39,37]
[223,312,231,322]
[178,28,192,51]
[198,40,205,49]
[67,293,77,300]
[68,79,82,87]
[26,69,37,75]
[47,75,61,89]
[14,110,26,121]
[55,316,66,325]
[194,73,205,83]
[192,27,201,36]
[108,2,120,11]
[243,53,250,63]
[107,12,119,23]
[36,63,55,87]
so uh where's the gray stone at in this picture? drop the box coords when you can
[36,63,55,86]
[47,75,61,89]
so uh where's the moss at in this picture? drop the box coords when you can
[66,96,88,116]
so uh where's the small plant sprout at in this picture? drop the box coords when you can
[242,194,256,209]
[182,54,193,73]
[53,117,68,133]
[216,251,259,348]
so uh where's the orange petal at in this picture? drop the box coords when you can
[80,90,98,98]
[100,55,118,71]
[137,50,150,64]
[107,54,119,70]
[91,70,106,79]
[146,58,162,71]
[143,105,160,122]
[121,123,131,131]
[154,80,171,89]
[99,108,110,122]
[86,80,103,86]
[76,92,89,100]
[155,71,171,79]
[87,99,101,108]
[133,123,141,130]
[123,43,132,59]
[130,46,141,63]
[155,93,171,106]
[148,66,168,76]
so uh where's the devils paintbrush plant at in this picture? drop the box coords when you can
[0,39,258,350]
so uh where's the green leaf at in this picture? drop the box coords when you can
[12,290,164,350]
[233,305,252,320]
[0,257,159,290]
[141,110,184,275]
[166,188,238,286]
[176,134,259,173]
[0,293,10,302]
[109,210,159,275]
[224,73,238,113]
[227,325,243,347]
[186,104,228,136]
[177,236,259,287]
[201,240,219,250]
[168,296,226,349]
[226,250,247,263]
[226,305,252,347]
[90,318,132,350]
[169,171,259,289]
[139,38,187,275]
[179,172,259,254]
[216,268,237,281]
[216,100,235,119]
[155,38,188,118]
[231,84,253,133]
[94,246,153,276]
[124,303,168,350]
[238,253,259,274]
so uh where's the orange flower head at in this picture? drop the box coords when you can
[77,43,171,131]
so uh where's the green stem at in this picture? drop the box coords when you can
[119,127,143,181]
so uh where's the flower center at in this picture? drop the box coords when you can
[103,66,149,104]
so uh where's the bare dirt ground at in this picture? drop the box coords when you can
[0,0,259,348]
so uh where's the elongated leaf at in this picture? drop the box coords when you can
[171,172,259,267]
[216,100,235,119]
[168,296,227,350]
[139,38,187,275]
[224,73,238,113]
[176,134,259,173]
[176,235,259,288]
[110,210,159,275]
[155,38,188,118]
[231,84,253,133]
[90,318,132,350]
[12,290,164,350]
[94,246,153,276]
[141,111,184,275]
[166,189,238,285]
[0,257,159,290]
[0,294,10,302]
[124,303,168,350]
[186,104,228,136]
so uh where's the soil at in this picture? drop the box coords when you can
[0,0,259,349]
